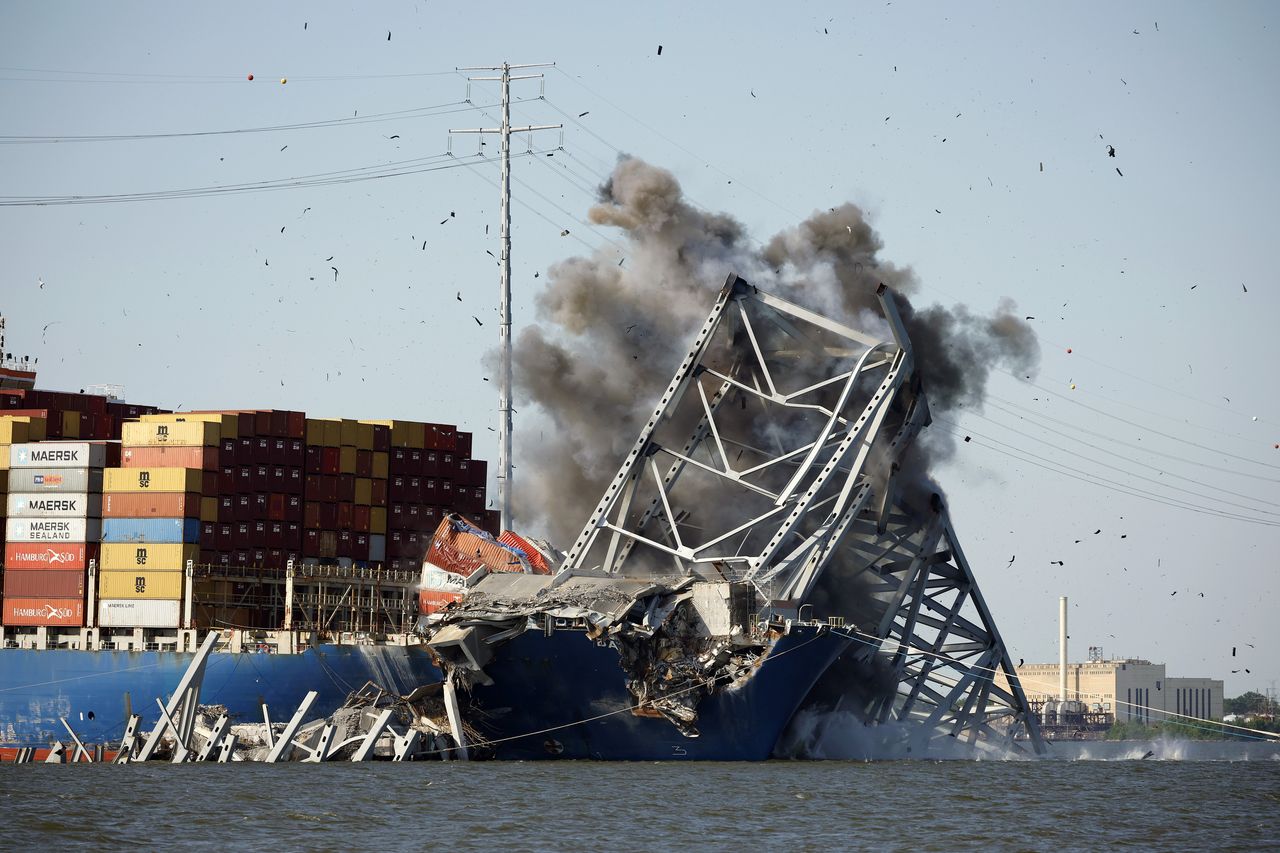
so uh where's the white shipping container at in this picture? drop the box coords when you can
[98,598,181,628]
[6,467,105,493]
[6,492,102,518]
[4,516,102,542]
[9,442,116,469]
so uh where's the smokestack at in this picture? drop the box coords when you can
[1059,595,1068,702]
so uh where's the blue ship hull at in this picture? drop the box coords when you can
[0,644,441,748]
[460,624,851,761]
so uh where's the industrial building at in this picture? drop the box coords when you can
[994,598,1224,739]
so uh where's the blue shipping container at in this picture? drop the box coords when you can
[101,517,202,544]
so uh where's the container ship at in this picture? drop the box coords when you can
[0,327,496,751]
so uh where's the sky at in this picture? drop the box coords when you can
[2,2,1277,700]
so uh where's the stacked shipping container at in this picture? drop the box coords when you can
[98,416,227,628]
[302,418,389,565]
[3,441,116,627]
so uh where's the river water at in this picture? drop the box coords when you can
[4,743,1278,850]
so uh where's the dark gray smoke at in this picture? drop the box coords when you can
[509,157,1038,543]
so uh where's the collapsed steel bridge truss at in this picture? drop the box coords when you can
[559,273,1043,751]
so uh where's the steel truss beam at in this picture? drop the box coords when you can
[557,273,1042,752]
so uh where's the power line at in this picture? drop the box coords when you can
[986,395,1280,486]
[935,422,1280,528]
[0,152,536,206]
[0,99,526,144]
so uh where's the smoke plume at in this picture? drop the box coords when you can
[509,157,1038,544]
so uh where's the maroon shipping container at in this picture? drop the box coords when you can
[4,569,86,598]
[268,493,286,521]
[423,423,457,451]
[218,495,236,523]
[238,437,255,464]
[353,505,371,533]
[336,502,353,530]
[304,501,322,529]
[337,474,355,503]
[268,522,284,548]
[285,494,302,522]
[390,448,418,475]
[370,424,390,452]
[352,532,370,561]
[321,446,340,475]
[237,465,253,492]
[218,524,233,549]
[422,451,440,477]
[235,522,251,546]
[319,502,338,530]
[285,522,302,549]
[455,432,473,458]
[219,466,236,494]
[318,475,338,502]
[252,521,267,548]
[220,437,238,464]
[201,521,217,542]
[336,529,353,558]
[305,445,323,473]
[389,503,407,531]
[371,479,387,507]
[355,450,373,478]
[456,458,486,487]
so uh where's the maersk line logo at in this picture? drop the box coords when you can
[24,498,79,513]
[17,447,81,464]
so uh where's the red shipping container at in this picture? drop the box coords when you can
[253,465,270,492]
[353,505,371,533]
[284,522,302,549]
[336,502,353,529]
[268,493,286,521]
[303,528,320,557]
[235,494,253,521]
[371,479,387,507]
[305,445,323,473]
[270,466,286,491]
[321,446,340,475]
[218,524,233,549]
[268,522,284,548]
[3,597,84,627]
[285,494,303,522]
[390,476,407,502]
[422,451,439,477]
[102,491,205,519]
[456,432,473,458]
[352,532,370,561]
[4,542,98,570]
[121,445,219,471]
[355,450,373,478]
[220,437,238,464]
[201,521,217,542]
[318,476,338,502]
[337,474,355,502]
[252,521,267,548]
[238,437,255,464]
[371,424,390,452]
[304,473,321,494]
[218,496,236,523]
[390,448,415,475]
[337,530,353,558]
[4,569,85,598]
[304,502,322,529]
[235,522,251,546]
[319,502,338,529]
[219,466,236,494]
[237,465,253,492]
[389,503,407,531]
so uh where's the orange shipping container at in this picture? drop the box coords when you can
[3,597,84,627]
[3,542,97,570]
[121,445,219,471]
[101,491,214,520]
[3,569,85,598]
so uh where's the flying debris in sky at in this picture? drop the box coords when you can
[1107,144,1116,157]
[472,316,483,326]
[331,267,338,280]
